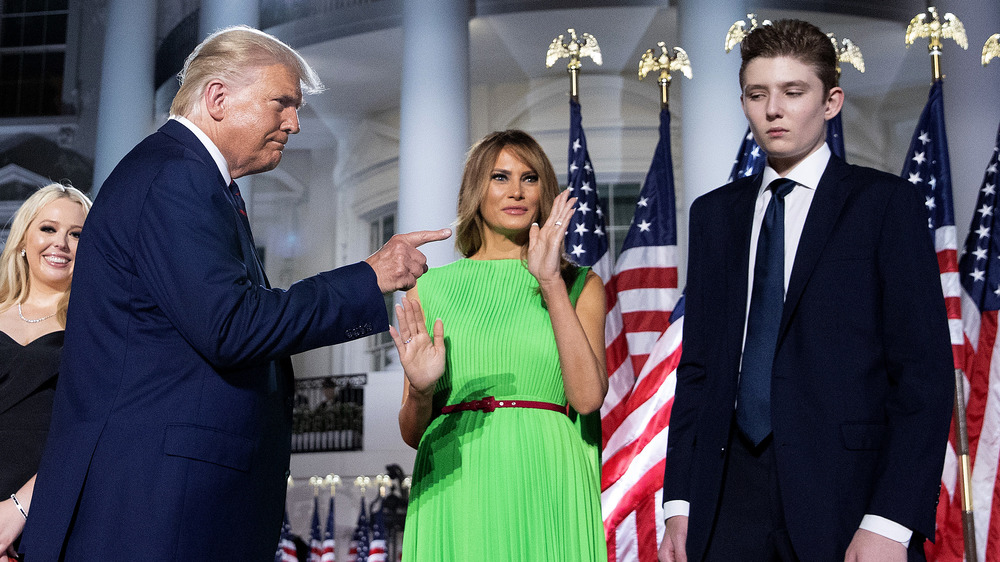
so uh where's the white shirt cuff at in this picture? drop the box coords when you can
[860,514,912,548]
[662,500,690,521]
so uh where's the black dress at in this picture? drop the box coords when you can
[0,330,63,497]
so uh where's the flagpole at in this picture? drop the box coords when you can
[905,8,974,561]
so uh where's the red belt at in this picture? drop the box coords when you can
[439,395,568,416]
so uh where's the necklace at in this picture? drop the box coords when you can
[18,303,56,324]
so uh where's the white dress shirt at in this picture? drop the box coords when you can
[663,144,912,548]
[171,115,232,185]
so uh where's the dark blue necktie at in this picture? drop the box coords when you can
[737,178,796,446]
[229,181,248,217]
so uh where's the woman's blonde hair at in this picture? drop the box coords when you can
[0,183,93,324]
[455,130,578,285]
[169,25,323,117]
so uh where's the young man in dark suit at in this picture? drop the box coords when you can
[658,19,953,562]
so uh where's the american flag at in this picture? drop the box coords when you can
[275,509,298,562]
[728,114,846,182]
[348,497,369,562]
[322,495,336,562]
[565,98,612,282]
[366,502,387,562]
[310,495,324,562]
[600,106,682,562]
[953,121,1000,562]
[898,81,966,561]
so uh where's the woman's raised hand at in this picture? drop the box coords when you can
[389,296,446,395]
[528,189,577,287]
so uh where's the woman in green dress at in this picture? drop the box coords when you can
[392,130,608,560]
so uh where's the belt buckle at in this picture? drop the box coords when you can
[478,396,497,413]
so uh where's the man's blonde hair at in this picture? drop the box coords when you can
[169,25,323,117]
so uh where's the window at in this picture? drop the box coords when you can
[368,212,395,370]
[0,0,69,117]
[597,181,642,260]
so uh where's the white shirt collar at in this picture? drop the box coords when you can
[170,115,232,186]
[759,142,832,195]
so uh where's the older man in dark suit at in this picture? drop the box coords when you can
[22,26,449,560]
[658,20,953,562]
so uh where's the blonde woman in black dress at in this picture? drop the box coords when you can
[0,184,91,560]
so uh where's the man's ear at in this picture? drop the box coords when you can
[204,79,227,122]
[824,86,845,121]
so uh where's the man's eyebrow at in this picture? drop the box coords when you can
[743,80,812,93]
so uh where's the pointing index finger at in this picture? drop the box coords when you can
[397,228,453,247]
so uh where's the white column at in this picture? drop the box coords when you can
[937,0,1000,245]
[200,0,259,38]
[199,0,261,218]
[92,0,156,194]
[397,0,469,268]
[676,0,747,277]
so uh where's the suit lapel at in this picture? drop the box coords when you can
[778,156,852,340]
[725,175,762,369]
[159,120,269,287]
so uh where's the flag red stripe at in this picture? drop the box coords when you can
[605,267,678,307]
[602,399,673,490]
[621,311,672,335]
[989,461,1000,562]
[944,296,961,320]
[937,249,959,273]
[604,459,667,530]
[613,267,679,292]
[636,493,659,562]
[607,331,630,375]
[606,527,617,562]
[967,311,997,464]
[602,345,682,448]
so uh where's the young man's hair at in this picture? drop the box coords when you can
[739,19,839,93]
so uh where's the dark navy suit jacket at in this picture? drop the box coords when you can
[663,155,954,560]
[22,120,388,560]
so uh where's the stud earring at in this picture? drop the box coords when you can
[20,249,26,258]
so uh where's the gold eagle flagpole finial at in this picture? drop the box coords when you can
[984,34,1000,66]
[827,33,865,75]
[309,475,324,496]
[546,28,603,101]
[325,474,341,495]
[375,474,389,498]
[905,6,968,82]
[725,13,771,53]
[354,475,371,496]
[638,42,692,108]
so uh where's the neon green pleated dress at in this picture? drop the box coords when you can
[402,259,606,561]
